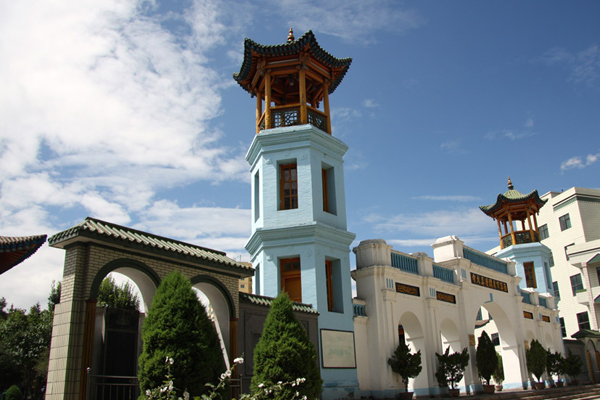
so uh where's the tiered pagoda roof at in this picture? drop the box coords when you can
[0,234,47,275]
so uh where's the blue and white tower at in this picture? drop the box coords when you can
[480,178,554,295]
[234,29,359,397]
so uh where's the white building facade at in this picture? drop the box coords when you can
[352,236,563,397]
[536,187,600,381]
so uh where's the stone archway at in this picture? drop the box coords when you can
[45,218,253,400]
[472,302,523,390]
[440,318,461,354]
[191,275,237,368]
[398,311,428,391]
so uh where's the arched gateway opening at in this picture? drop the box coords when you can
[398,311,429,391]
[472,302,522,389]
[45,218,253,400]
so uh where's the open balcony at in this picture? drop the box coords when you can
[501,230,539,249]
[258,105,329,134]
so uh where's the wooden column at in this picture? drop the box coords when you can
[526,211,535,242]
[299,69,307,124]
[79,300,97,400]
[496,219,503,248]
[256,93,262,134]
[323,80,331,134]
[229,317,239,398]
[265,71,272,129]
[508,213,516,247]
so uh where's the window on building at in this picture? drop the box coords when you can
[559,213,571,231]
[325,260,333,311]
[321,164,336,215]
[398,324,406,345]
[553,281,560,300]
[280,258,301,302]
[476,308,483,321]
[524,262,537,288]
[280,163,298,210]
[254,171,260,221]
[570,273,584,296]
[539,224,549,240]
[560,318,566,338]
[255,264,260,294]
[544,262,551,290]
[597,267,600,287]
[325,259,343,313]
[549,252,554,267]
[577,311,591,330]
[491,333,500,346]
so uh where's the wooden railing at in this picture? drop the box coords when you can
[257,105,329,134]
[501,230,539,249]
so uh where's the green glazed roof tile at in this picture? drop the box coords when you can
[240,292,319,315]
[49,217,252,273]
[233,30,352,95]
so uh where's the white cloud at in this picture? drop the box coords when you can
[524,118,534,128]
[440,140,468,155]
[365,208,492,237]
[485,130,536,141]
[271,0,425,44]
[413,195,482,202]
[541,44,600,87]
[363,99,379,108]
[561,152,600,171]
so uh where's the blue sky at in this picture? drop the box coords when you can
[1,0,599,308]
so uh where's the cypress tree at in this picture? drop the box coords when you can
[475,331,498,385]
[251,292,322,399]
[138,271,224,397]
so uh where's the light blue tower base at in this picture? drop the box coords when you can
[246,125,360,397]
[496,242,553,294]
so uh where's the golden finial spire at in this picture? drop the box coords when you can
[287,28,295,43]
[508,176,514,190]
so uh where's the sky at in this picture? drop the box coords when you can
[1,0,599,309]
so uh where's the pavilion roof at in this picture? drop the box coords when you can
[479,179,546,219]
[0,234,47,275]
[49,217,253,275]
[233,30,352,95]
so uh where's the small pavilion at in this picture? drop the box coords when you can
[233,28,352,134]
[480,177,547,250]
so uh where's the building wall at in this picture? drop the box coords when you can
[352,237,563,398]
[47,241,245,400]
[537,188,600,339]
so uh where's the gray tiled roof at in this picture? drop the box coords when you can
[49,217,252,273]
[240,292,318,315]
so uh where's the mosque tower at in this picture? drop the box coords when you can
[234,29,359,396]
[480,178,554,294]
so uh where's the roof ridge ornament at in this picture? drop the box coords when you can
[287,27,294,43]
[508,176,514,190]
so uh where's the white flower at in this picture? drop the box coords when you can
[221,373,227,380]
[233,357,244,364]
[169,357,174,365]
[258,383,265,388]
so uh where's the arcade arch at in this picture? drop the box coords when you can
[398,311,429,391]
[45,217,253,400]
[472,302,522,389]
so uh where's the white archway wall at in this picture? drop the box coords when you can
[473,301,522,388]
[111,268,157,312]
[440,318,461,353]
[193,282,231,363]
[399,311,429,392]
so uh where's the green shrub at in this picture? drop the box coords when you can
[388,341,422,392]
[138,271,224,398]
[251,292,322,399]
[564,350,583,379]
[492,352,504,384]
[526,339,547,383]
[5,385,23,400]
[475,331,497,385]
[435,347,469,390]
